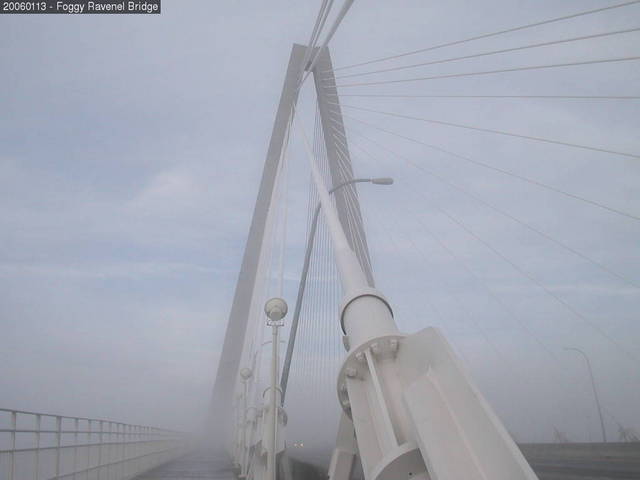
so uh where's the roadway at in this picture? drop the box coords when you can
[522,442,640,480]
[135,451,236,480]
[134,442,640,480]
[530,459,640,479]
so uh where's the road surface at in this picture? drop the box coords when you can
[134,442,640,480]
[135,451,235,480]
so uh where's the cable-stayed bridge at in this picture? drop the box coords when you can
[2,1,640,479]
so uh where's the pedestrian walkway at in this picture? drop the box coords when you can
[134,451,236,480]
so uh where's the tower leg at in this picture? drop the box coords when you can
[328,413,357,480]
[208,43,307,446]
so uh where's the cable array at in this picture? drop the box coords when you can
[274,0,639,446]
[334,112,640,221]
[332,56,640,90]
[345,124,638,360]
[332,0,640,71]
[335,94,640,99]
[332,27,640,80]
[284,103,345,455]
[344,139,629,433]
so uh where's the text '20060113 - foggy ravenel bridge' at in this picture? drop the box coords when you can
[1,1,640,480]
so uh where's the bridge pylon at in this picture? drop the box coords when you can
[216,42,540,480]
[300,48,540,480]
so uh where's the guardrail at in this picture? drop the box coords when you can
[0,407,187,480]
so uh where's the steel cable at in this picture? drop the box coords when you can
[330,111,640,220]
[331,56,640,88]
[332,0,640,71]
[329,120,640,361]
[334,94,640,99]
[331,27,640,80]
[328,119,640,289]
[331,103,640,160]
[346,136,561,359]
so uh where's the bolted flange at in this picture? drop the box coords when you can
[336,334,406,418]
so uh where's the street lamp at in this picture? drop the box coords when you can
[564,347,607,443]
[265,298,288,480]
[280,177,393,400]
[238,367,252,478]
[250,339,287,375]
[239,339,287,477]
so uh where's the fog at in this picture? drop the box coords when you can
[1,0,639,451]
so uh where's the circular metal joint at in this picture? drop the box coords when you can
[264,297,288,322]
[240,368,253,380]
[262,386,283,398]
[339,287,393,334]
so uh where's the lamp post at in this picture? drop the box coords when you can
[239,367,252,478]
[251,339,287,375]
[279,177,393,400]
[240,339,287,477]
[233,392,243,470]
[564,347,607,443]
[264,298,288,480]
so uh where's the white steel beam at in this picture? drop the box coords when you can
[313,46,375,287]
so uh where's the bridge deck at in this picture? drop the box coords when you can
[133,444,640,480]
[134,452,235,480]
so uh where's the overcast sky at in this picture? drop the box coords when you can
[1,0,639,450]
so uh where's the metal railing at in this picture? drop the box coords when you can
[0,408,187,480]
